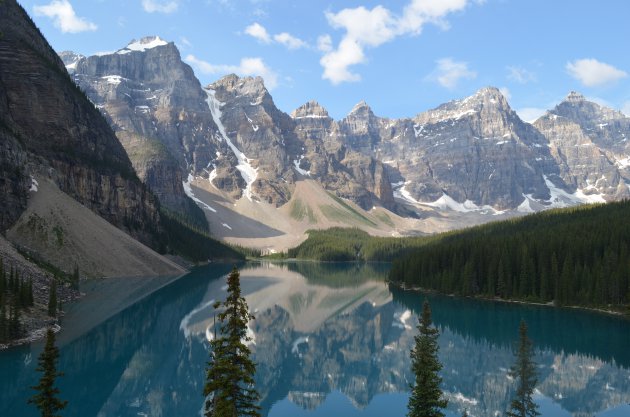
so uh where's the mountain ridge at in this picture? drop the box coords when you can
[61,35,630,250]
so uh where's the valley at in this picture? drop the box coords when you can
[2,1,630,416]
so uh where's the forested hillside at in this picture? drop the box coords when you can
[286,228,430,262]
[389,201,630,309]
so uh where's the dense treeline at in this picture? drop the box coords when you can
[390,201,630,309]
[286,228,431,262]
[160,210,244,262]
[0,259,34,342]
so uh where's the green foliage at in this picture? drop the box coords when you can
[204,267,260,417]
[0,304,7,343]
[390,201,630,309]
[70,266,79,291]
[289,198,317,223]
[287,261,389,288]
[506,320,540,417]
[407,300,448,417]
[0,260,33,342]
[326,192,377,227]
[29,328,67,417]
[286,228,430,262]
[159,209,244,262]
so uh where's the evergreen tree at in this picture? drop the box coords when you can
[0,259,6,298]
[0,303,7,342]
[29,328,67,417]
[8,301,21,339]
[407,300,448,417]
[204,267,260,417]
[506,320,540,417]
[48,280,57,318]
[71,266,79,291]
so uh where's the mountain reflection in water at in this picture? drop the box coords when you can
[1,262,629,417]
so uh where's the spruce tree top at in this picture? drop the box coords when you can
[407,299,447,417]
[29,328,67,417]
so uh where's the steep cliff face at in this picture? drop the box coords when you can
[534,92,630,201]
[68,37,236,223]
[0,1,161,246]
[291,100,396,210]
[208,75,298,205]
[58,33,630,236]
[342,88,557,211]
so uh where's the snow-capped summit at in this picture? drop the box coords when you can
[117,36,169,54]
[58,51,85,74]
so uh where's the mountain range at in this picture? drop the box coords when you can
[58,35,630,251]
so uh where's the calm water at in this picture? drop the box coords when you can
[1,262,630,417]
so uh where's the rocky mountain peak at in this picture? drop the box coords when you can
[117,36,170,54]
[420,86,514,124]
[565,91,586,103]
[291,100,330,119]
[554,91,626,124]
[349,100,374,117]
[212,74,266,93]
[470,86,511,111]
[58,50,85,73]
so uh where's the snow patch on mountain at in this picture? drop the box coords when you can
[183,174,217,212]
[205,88,258,201]
[118,36,168,54]
[517,194,535,213]
[543,175,606,207]
[293,155,310,176]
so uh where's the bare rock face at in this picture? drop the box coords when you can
[59,33,630,220]
[0,1,161,247]
[342,87,557,210]
[58,50,84,74]
[208,75,300,205]
[534,92,630,201]
[291,101,396,210]
[67,37,240,221]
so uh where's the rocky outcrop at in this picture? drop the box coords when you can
[339,88,557,210]
[209,75,298,205]
[58,50,84,73]
[291,100,396,210]
[67,37,238,222]
[61,34,630,221]
[0,1,161,247]
[534,92,630,201]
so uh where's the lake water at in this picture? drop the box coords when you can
[2,262,630,417]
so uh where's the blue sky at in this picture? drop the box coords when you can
[18,0,630,121]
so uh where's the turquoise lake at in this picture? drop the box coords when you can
[1,262,630,417]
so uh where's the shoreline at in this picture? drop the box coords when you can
[1,271,189,351]
[389,280,630,319]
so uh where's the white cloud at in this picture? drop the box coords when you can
[320,0,478,84]
[33,0,97,33]
[499,87,511,101]
[320,38,364,84]
[274,33,307,50]
[244,23,307,50]
[244,22,271,44]
[517,107,546,123]
[185,54,279,90]
[566,59,627,87]
[429,58,476,89]
[622,101,630,117]
[507,66,536,84]
[141,0,179,14]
